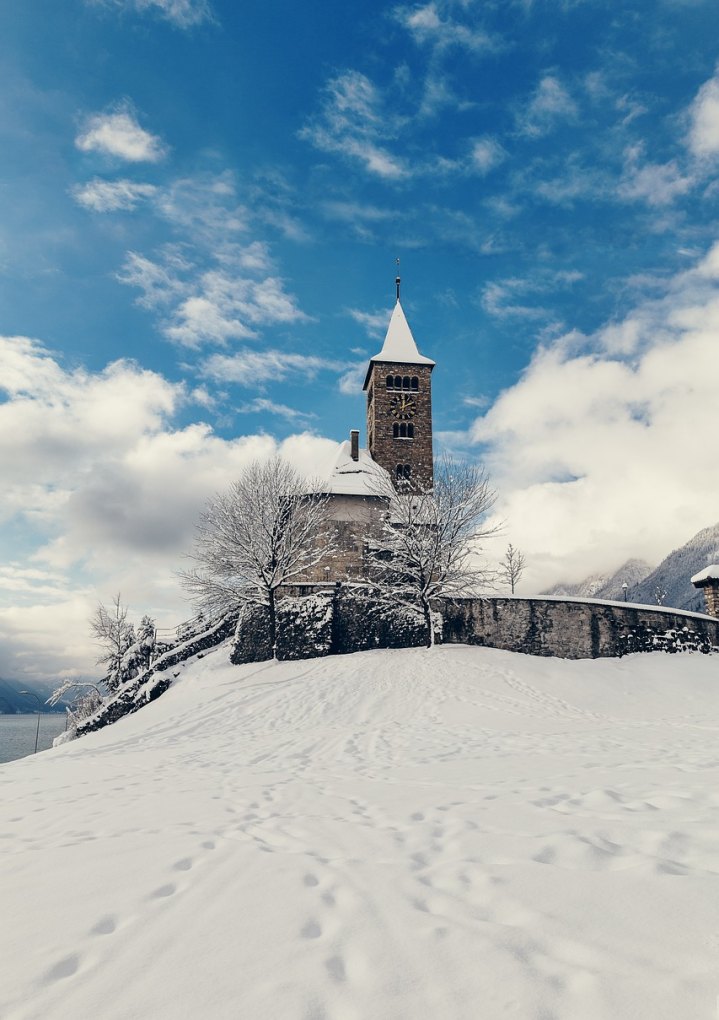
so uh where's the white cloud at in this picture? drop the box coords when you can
[300,71,408,180]
[687,70,719,157]
[470,242,719,592]
[76,106,167,162]
[618,145,694,206]
[398,3,497,53]
[481,269,582,319]
[518,74,578,137]
[338,363,367,395]
[0,337,338,679]
[72,178,157,212]
[118,251,307,348]
[237,398,315,424]
[200,349,341,387]
[92,0,214,28]
[470,136,506,175]
[348,307,391,338]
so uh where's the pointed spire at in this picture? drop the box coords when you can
[362,281,435,390]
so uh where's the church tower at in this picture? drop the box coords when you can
[363,279,435,491]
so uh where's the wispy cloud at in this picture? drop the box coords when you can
[71,178,157,211]
[481,269,582,319]
[90,0,214,29]
[517,74,578,137]
[119,251,307,348]
[237,397,315,423]
[200,349,341,387]
[469,136,507,175]
[397,3,498,54]
[300,71,408,180]
[348,307,391,338]
[618,145,694,206]
[75,104,167,162]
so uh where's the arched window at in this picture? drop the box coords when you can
[411,377,418,391]
[393,422,399,438]
[399,422,407,438]
[386,375,394,389]
[407,423,414,438]
[395,464,411,481]
[394,375,402,389]
[403,375,410,390]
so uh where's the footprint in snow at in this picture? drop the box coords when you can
[301,920,322,939]
[150,883,176,899]
[90,915,117,936]
[43,954,80,983]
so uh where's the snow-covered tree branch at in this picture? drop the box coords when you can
[180,457,337,653]
[367,455,498,646]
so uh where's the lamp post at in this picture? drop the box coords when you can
[18,691,42,754]
[622,582,628,602]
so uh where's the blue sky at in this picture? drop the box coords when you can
[3,0,719,679]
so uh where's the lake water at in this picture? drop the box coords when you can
[0,715,69,764]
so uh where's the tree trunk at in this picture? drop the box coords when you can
[268,588,277,658]
[421,596,434,648]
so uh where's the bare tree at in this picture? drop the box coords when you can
[499,542,526,594]
[654,584,668,606]
[90,593,137,692]
[367,455,498,646]
[180,457,337,654]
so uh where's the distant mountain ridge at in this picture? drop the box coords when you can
[544,558,653,601]
[542,522,719,614]
[0,678,65,715]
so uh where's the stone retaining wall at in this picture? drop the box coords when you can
[441,597,719,658]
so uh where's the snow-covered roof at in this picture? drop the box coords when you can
[321,441,391,497]
[363,300,435,390]
[691,564,719,586]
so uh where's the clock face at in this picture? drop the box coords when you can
[390,394,416,420]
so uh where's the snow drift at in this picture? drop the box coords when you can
[1,643,718,1019]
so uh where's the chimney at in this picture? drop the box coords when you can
[350,429,359,462]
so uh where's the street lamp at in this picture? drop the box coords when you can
[18,691,42,754]
[622,582,628,602]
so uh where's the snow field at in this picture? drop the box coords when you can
[1,645,718,1019]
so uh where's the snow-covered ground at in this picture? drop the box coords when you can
[2,645,718,1020]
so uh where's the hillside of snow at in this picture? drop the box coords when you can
[2,643,719,1020]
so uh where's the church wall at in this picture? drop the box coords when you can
[300,494,387,582]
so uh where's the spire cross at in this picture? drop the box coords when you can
[395,257,401,301]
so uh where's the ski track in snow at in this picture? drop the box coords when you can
[1,645,719,1019]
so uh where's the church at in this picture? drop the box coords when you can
[312,277,436,581]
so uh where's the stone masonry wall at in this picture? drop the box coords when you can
[441,597,719,658]
[367,362,434,491]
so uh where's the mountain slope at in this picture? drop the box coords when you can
[0,678,66,714]
[630,522,719,612]
[543,521,719,612]
[544,557,652,600]
[2,643,718,1020]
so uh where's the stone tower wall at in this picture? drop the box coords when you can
[366,361,433,490]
